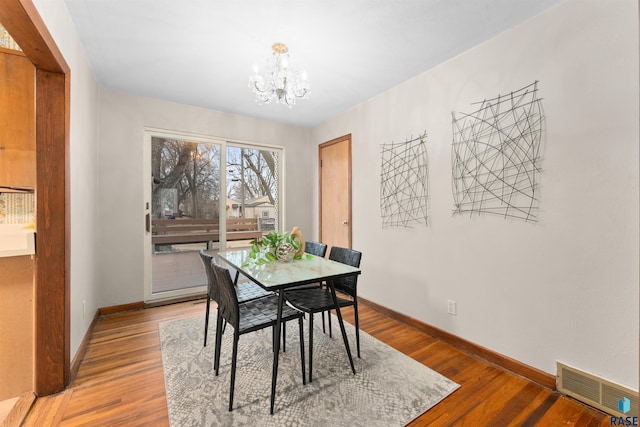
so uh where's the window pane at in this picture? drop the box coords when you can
[226,146,279,235]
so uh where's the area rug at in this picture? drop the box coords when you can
[159,314,459,426]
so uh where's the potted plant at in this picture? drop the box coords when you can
[245,226,307,265]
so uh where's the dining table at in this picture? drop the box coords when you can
[217,248,362,414]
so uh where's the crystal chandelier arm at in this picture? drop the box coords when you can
[249,76,268,94]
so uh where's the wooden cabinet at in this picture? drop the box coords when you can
[0,255,34,400]
[0,48,35,188]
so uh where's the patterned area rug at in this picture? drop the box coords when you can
[159,314,459,426]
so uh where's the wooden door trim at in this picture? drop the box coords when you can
[0,0,68,73]
[318,134,352,248]
[1,0,71,395]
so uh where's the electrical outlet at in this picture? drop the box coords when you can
[447,300,457,316]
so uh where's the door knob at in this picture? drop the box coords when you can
[342,220,348,226]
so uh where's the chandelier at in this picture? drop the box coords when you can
[249,42,310,107]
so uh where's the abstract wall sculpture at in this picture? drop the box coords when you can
[451,81,544,222]
[380,132,429,228]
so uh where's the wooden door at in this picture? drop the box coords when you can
[319,134,352,250]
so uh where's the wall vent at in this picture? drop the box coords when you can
[557,362,638,417]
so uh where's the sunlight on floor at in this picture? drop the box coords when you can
[0,396,18,424]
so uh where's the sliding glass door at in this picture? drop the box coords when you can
[143,129,283,302]
[149,136,221,295]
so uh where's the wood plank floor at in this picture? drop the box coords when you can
[22,300,609,426]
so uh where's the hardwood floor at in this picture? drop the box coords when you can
[22,300,608,426]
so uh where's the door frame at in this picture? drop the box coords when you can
[319,134,352,249]
[0,0,71,395]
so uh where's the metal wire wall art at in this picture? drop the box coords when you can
[380,132,429,228]
[451,81,544,222]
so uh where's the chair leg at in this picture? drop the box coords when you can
[328,310,333,338]
[269,322,287,353]
[282,321,286,353]
[298,317,306,385]
[204,297,211,347]
[229,334,239,411]
[321,310,326,333]
[354,301,360,358]
[214,312,224,376]
[271,325,275,351]
[308,313,314,383]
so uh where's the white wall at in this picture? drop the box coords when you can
[32,0,101,360]
[97,90,311,305]
[310,0,639,390]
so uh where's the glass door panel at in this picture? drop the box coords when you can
[151,137,221,294]
[225,146,280,247]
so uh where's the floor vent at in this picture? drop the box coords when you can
[557,362,638,417]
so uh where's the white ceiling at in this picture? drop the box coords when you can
[63,0,565,128]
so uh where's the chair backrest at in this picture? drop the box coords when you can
[304,241,328,258]
[211,262,240,329]
[199,250,220,302]
[328,246,362,297]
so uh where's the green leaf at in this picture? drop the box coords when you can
[265,251,277,261]
[305,254,313,260]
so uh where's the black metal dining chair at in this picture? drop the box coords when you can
[266,241,329,352]
[304,241,328,258]
[298,241,331,332]
[284,246,362,382]
[211,262,306,412]
[199,250,272,347]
